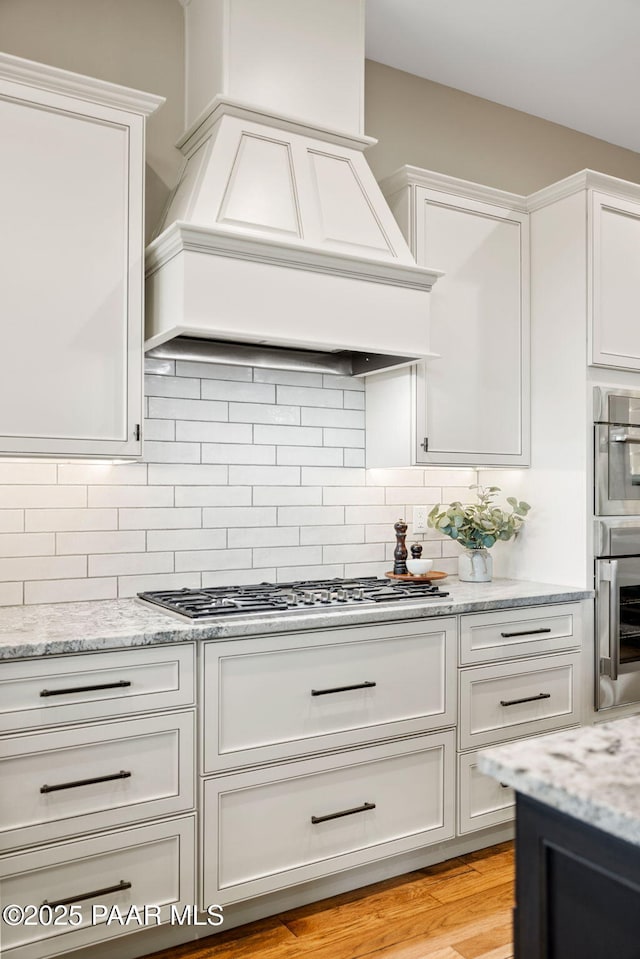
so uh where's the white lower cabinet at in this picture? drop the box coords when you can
[201,730,455,905]
[457,751,515,835]
[0,816,195,959]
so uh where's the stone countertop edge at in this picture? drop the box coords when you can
[0,578,593,661]
[478,716,640,848]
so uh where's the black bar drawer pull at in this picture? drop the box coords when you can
[311,801,376,824]
[500,627,552,639]
[499,692,551,707]
[311,681,376,697]
[41,770,131,794]
[43,880,131,908]
[40,680,131,697]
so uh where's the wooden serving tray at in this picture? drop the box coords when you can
[385,570,448,582]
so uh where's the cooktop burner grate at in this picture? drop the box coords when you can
[137,576,449,621]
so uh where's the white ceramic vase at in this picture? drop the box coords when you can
[458,547,493,583]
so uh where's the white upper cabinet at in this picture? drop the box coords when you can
[590,190,640,371]
[366,169,530,468]
[0,54,162,458]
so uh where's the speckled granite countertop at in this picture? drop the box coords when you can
[0,578,592,659]
[479,717,640,846]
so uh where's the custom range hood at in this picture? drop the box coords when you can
[145,0,441,375]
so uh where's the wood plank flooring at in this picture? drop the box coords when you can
[147,842,514,959]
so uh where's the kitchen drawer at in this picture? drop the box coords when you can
[201,730,455,904]
[459,603,582,665]
[201,618,456,773]
[458,652,580,750]
[0,815,196,959]
[0,644,195,733]
[457,750,514,834]
[0,711,195,851]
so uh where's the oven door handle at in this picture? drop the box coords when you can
[600,559,620,681]
[611,433,640,445]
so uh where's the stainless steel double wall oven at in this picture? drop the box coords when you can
[595,388,640,708]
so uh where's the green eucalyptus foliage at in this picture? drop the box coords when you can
[427,485,531,550]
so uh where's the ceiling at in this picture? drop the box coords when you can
[365,0,640,154]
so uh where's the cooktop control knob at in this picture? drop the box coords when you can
[284,592,299,605]
[352,588,365,601]
[302,591,316,605]
[336,588,349,602]
[318,589,331,603]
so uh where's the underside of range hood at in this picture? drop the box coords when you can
[144,98,442,374]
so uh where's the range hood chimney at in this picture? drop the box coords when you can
[145,0,441,375]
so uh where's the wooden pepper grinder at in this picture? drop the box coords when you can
[393,518,408,575]
[410,543,423,560]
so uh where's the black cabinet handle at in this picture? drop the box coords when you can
[40,680,131,697]
[311,681,376,697]
[500,627,552,638]
[311,801,376,824]
[42,880,131,908]
[40,770,131,794]
[499,692,551,707]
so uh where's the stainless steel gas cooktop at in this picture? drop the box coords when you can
[137,576,449,622]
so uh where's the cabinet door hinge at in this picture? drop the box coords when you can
[134,424,141,442]
[420,437,429,452]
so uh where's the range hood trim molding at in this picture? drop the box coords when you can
[178,95,377,158]
[145,222,443,291]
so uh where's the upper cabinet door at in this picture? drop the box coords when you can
[413,187,530,466]
[590,191,640,371]
[0,57,161,458]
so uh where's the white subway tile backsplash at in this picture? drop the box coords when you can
[302,467,365,487]
[301,408,365,429]
[177,421,252,443]
[254,425,323,447]
[148,464,228,486]
[0,463,57,484]
[228,465,300,486]
[88,486,173,509]
[57,531,146,555]
[0,582,23,605]
[201,379,275,403]
[89,552,174,577]
[203,507,276,528]
[144,441,201,464]
[253,487,322,506]
[148,396,227,421]
[175,360,252,382]
[119,508,202,530]
[0,555,86,581]
[253,545,322,568]
[0,511,24,533]
[277,447,342,467]
[117,572,201,597]
[0,486,87,508]
[175,486,251,507]
[323,428,365,448]
[26,509,117,533]
[25,577,117,605]
[228,403,300,425]
[202,444,275,465]
[322,487,385,506]
[147,529,227,552]
[0,533,54,557]
[277,385,343,409]
[0,361,478,605]
[57,463,148,485]
[278,506,344,526]
[144,374,200,398]
[300,525,364,546]
[175,549,252,573]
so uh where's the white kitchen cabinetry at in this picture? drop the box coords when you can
[456,603,583,835]
[200,618,457,906]
[0,54,162,458]
[367,168,530,467]
[590,189,640,370]
[0,643,196,959]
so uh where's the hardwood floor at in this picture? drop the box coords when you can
[147,842,514,959]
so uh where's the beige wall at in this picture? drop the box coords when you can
[365,59,640,193]
[0,0,185,239]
